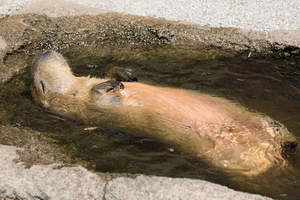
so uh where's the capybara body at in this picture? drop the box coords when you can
[31,51,297,176]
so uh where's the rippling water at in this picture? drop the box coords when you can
[0,46,299,199]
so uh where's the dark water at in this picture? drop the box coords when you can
[0,46,299,199]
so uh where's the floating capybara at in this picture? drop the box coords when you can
[31,50,297,176]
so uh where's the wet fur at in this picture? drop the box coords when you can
[31,51,297,176]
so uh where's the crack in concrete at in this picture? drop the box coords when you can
[102,176,112,200]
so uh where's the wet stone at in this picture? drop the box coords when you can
[0,13,299,200]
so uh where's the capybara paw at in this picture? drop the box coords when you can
[92,80,124,95]
[107,66,138,82]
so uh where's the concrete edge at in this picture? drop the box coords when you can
[0,144,272,200]
[2,0,300,31]
[9,0,300,55]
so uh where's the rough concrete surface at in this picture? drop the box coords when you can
[0,13,299,85]
[0,144,271,200]
[106,175,271,200]
[0,1,297,200]
[2,0,300,30]
[74,0,300,30]
[17,0,108,17]
[0,145,105,200]
[1,0,300,54]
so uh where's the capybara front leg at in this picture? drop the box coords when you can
[91,80,124,105]
[92,80,124,95]
[107,67,138,82]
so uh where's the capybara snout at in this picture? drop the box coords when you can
[282,141,298,155]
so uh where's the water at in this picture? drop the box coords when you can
[0,46,299,199]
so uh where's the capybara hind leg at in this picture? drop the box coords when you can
[107,67,138,82]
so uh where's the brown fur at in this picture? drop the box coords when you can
[31,50,297,176]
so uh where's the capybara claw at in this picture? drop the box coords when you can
[107,66,138,82]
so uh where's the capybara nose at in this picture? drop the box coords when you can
[282,141,298,154]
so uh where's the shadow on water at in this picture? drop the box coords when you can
[0,46,300,199]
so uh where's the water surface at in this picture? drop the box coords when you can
[0,46,299,199]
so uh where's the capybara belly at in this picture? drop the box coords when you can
[31,50,298,176]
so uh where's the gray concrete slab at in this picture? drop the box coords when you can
[0,145,106,200]
[0,144,272,200]
[17,0,108,17]
[74,0,300,30]
[1,0,300,30]
[107,175,271,200]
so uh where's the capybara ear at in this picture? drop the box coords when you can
[107,67,138,82]
[91,80,124,95]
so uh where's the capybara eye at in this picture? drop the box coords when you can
[39,80,45,94]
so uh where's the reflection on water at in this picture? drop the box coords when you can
[0,46,299,199]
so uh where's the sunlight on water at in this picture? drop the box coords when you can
[0,46,299,199]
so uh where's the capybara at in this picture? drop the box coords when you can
[31,50,297,176]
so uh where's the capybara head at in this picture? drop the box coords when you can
[31,51,75,107]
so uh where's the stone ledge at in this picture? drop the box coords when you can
[0,144,272,200]
[0,14,299,84]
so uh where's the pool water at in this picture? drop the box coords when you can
[0,46,299,199]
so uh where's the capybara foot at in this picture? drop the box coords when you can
[107,67,138,82]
